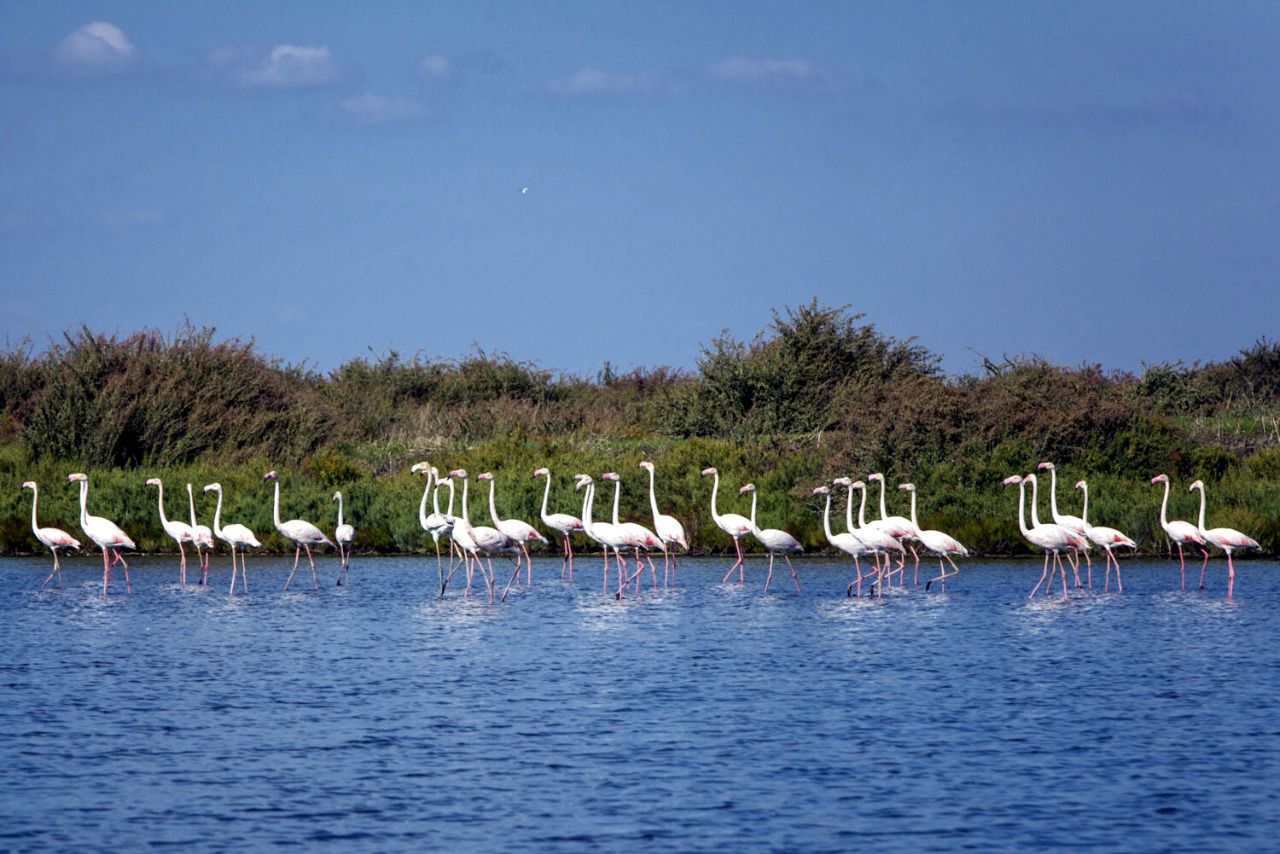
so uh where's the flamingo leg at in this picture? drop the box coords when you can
[117,550,131,593]
[1083,549,1092,589]
[304,545,318,590]
[284,546,302,591]
[1198,547,1210,590]
[229,545,238,595]
[100,547,111,596]
[1057,553,1069,600]
[1225,551,1235,599]
[787,555,801,592]
[1030,552,1051,598]
[240,551,249,594]
[178,542,187,587]
[1113,549,1123,593]
[721,538,745,583]
[764,554,775,593]
[501,558,523,602]
[1176,543,1186,591]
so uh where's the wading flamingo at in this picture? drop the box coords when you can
[739,483,802,593]
[1074,480,1136,593]
[146,478,195,586]
[897,483,968,592]
[333,491,356,586]
[187,483,215,585]
[1189,480,1260,599]
[865,473,920,585]
[601,472,660,592]
[264,470,334,592]
[1151,474,1209,591]
[1037,462,1090,587]
[446,470,513,604]
[203,482,261,595]
[481,471,547,590]
[575,474,630,598]
[811,485,872,598]
[412,463,454,596]
[639,460,689,587]
[22,480,80,589]
[701,467,753,583]
[1003,474,1085,600]
[534,467,584,580]
[67,472,135,596]
[838,478,904,592]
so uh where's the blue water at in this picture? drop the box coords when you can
[2,554,1279,851]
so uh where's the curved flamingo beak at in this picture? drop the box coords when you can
[1001,475,1022,487]
[1074,480,1086,489]
[1037,462,1052,471]
[700,467,716,477]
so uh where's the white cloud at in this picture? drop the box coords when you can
[417,54,453,82]
[237,44,339,88]
[52,21,136,73]
[339,93,425,124]
[708,56,848,92]
[543,68,675,97]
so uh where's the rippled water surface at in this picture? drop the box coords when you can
[3,554,1279,851]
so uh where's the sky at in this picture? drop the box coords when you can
[2,1,1279,378]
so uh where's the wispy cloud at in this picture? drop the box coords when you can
[52,21,137,74]
[417,54,453,83]
[338,93,425,124]
[208,44,341,89]
[543,68,679,97]
[707,56,851,93]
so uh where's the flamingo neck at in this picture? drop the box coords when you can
[1047,467,1060,519]
[445,480,456,520]
[211,488,224,538]
[645,467,661,525]
[78,479,89,528]
[1079,484,1089,527]
[29,484,39,534]
[748,491,757,530]
[1016,481,1030,536]
[337,493,345,528]
[857,485,869,529]
[155,481,170,527]
[580,482,594,534]
[876,477,889,520]
[487,478,503,526]
[540,474,552,523]
[822,492,836,543]
[272,480,283,528]
[610,479,622,526]
[187,484,198,530]
[432,475,443,516]
[1028,476,1042,528]
[419,472,432,529]
[460,477,470,524]
[709,470,724,524]
[844,485,856,533]
[1195,485,1207,532]
[1159,479,1170,527]
[909,489,919,530]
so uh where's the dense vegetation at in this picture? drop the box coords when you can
[3,303,1278,558]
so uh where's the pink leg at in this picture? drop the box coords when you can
[1177,543,1186,591]
[787,556,801,592]
[1113,550,1123,593]
[1084,550,1092,589]
[1058,553,1069,600]
[1030,552,1051,598]
[501,558,522,602]
[229,545,238,595]
[764,554,775,593]
[523,543,533,585]
[1225,551,1235,599]
[178,542,187,587]
[284,546,302,591]
[1198,548,1210,590]
[304,545,318,590]
[101,547,111,596]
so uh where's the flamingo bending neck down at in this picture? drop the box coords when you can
[1074,480,1136,593]
[898,483,968,592]
[1004,474,1085,601]
[186,483,215,585]
[639,461,689,587]
[701,467,754,583]
[1189,479,1260,599]
[333,491,356,586]
[204,482,261,596]
[1151,474,1209,591]
[739,483,802,593]
[22,480,80,589]
[146,477,195,586]
[67,472,135,596]
[534,467,584,581]
[265,470,334,592]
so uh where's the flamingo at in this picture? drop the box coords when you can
[146,478,195,586]
[480,471,548,591]
[701,467,754,583]
[203,482,261,595]
[1189,479,1260,599]
[533,467,584,580]
[1003,474,1086,600]
[865,473,920,584]
[67,472,135,596]
[838,478,904,592]
[811,485,873,598]
[574,474,630,598]
[22,480,80,589]
[1036,462,1090,588]
[412,463,455,596]
[1074,480,1136,593]
[1151,474,1209,591]
[445,469,513,604]
[738,483,802,593]
[897,483,969,592]
[186,483,215,585]
[638,460,689,587]
[333,491,356,586]
[264,470,334,592]
[601,472,660,592]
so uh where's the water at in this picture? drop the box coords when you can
[2,553,1279,851]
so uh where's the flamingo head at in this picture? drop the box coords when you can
[448,469,468,479]
[410,461,430,475]
[1074,480,1086,490]
[1037,461,1054,472]
[812,485,830,496]
[263,470,279,482]
[145,477,161,487]
[21,480,35,490]
[832,477,852,487]
[203,483,221,493]
[601,472,620,481]
[867,472,884,483]
[700,467,717,477]
[1151,474,1169,485]
[332,491,341,502]
[574,474,592,492]
[739,483,756,494]
[67,472,87,484]
[477,472,494,482]
[1001,475,1023,487]
[851,480,866,491]
[1188,479,1204,492]
[898,483,916,492]
[639,460,654,472]
[1022,473,1037,485]
[533,467,549,477]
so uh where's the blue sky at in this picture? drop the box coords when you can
[2,1,1278,377]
